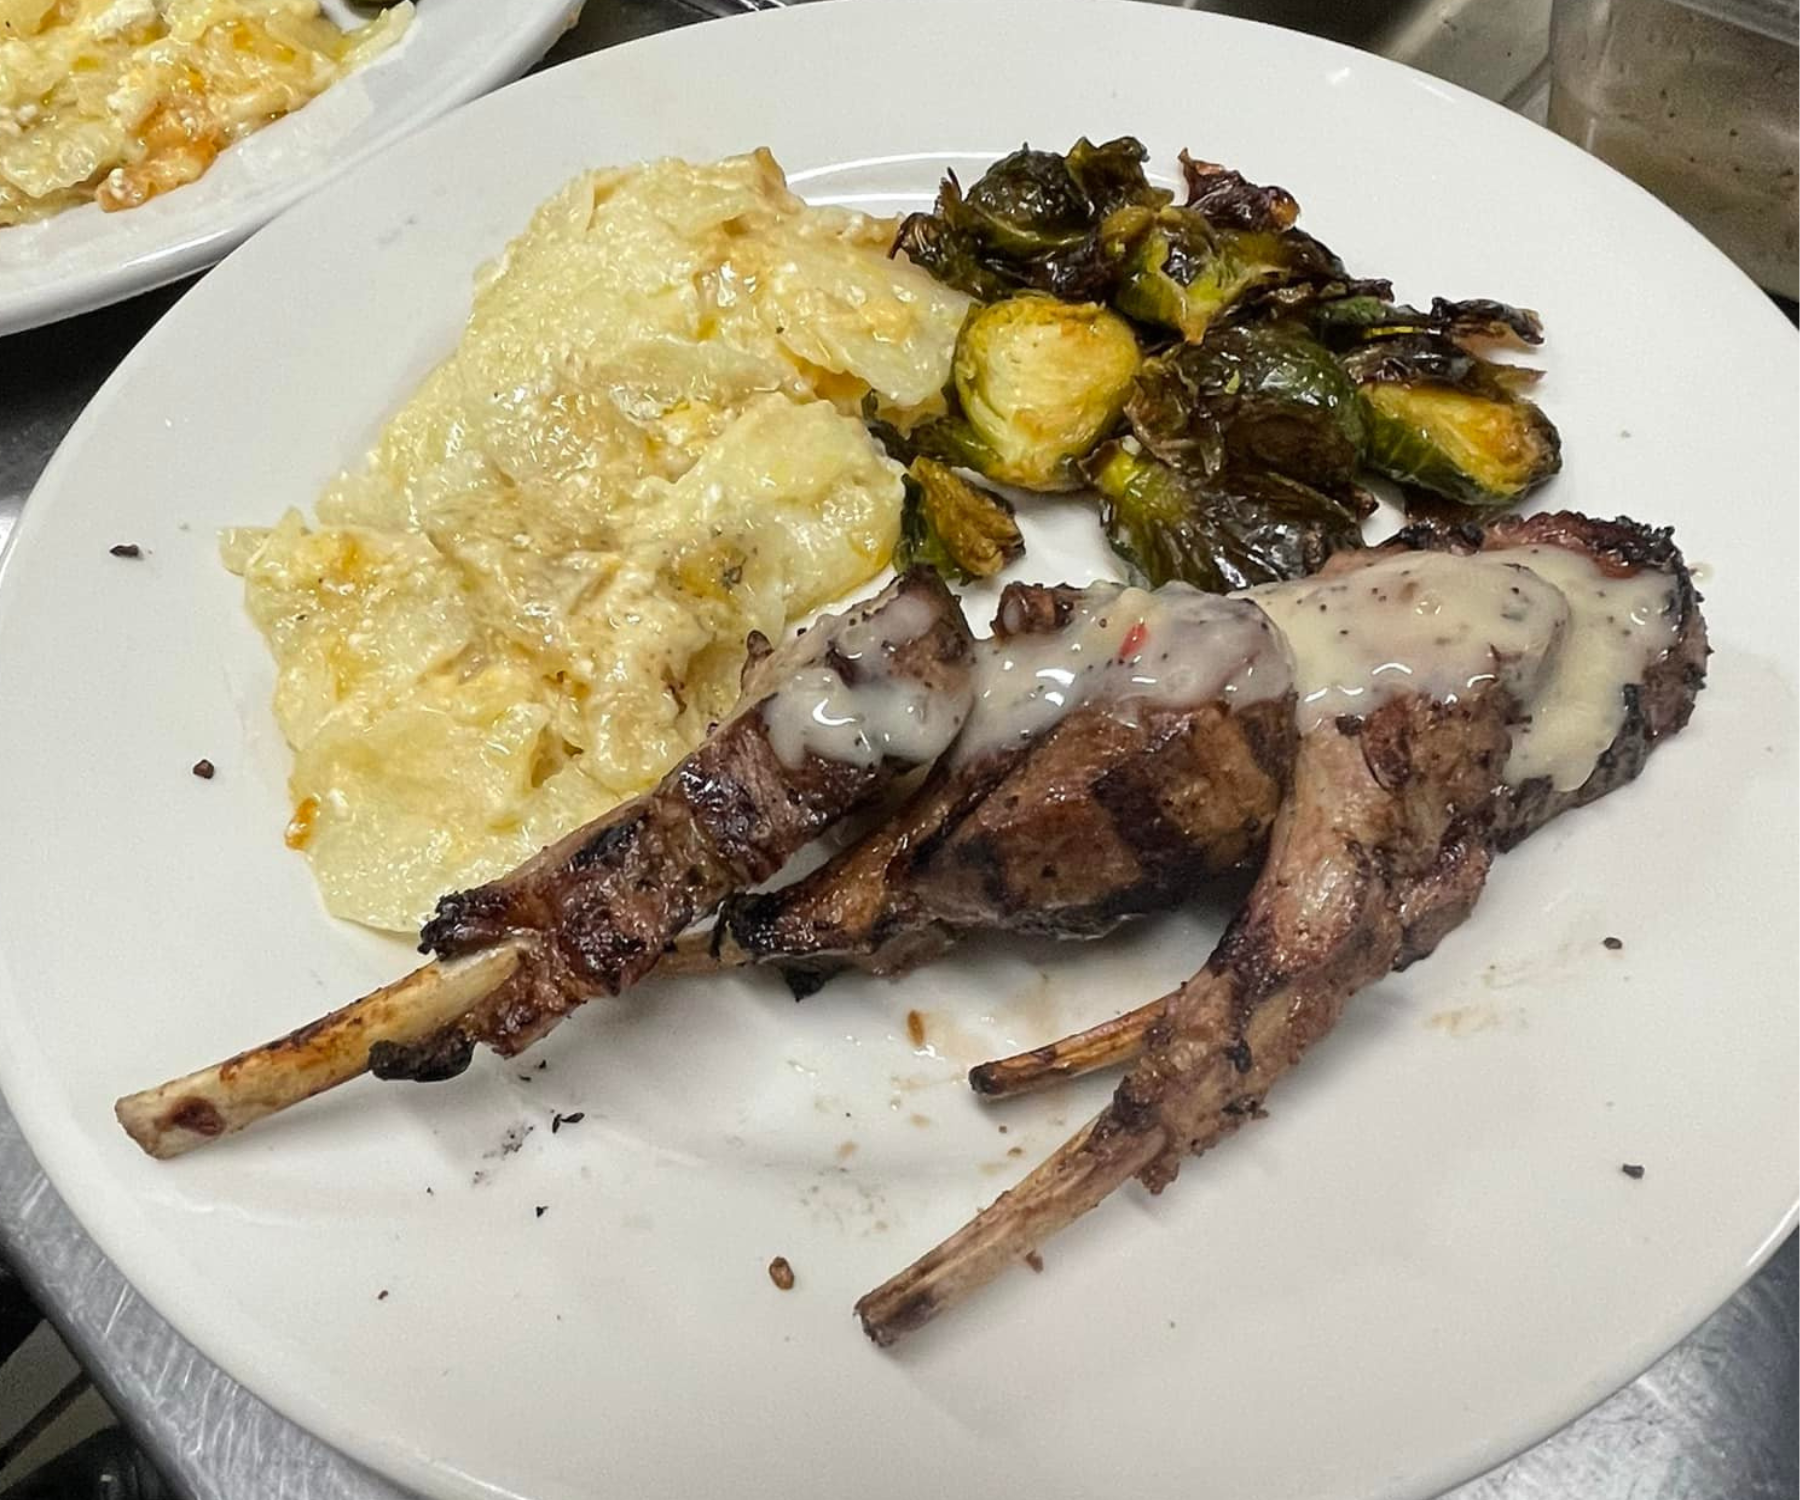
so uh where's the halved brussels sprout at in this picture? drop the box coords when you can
[1088,441,1364,594]
[1126,325,1366,486]
[891,137,1168,303]
[1343,332,1561,508]
[892,459,1026,583]
[946,296,1141,490]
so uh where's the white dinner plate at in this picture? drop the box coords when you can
[0,0,580,334]
[0,3,1794,1497]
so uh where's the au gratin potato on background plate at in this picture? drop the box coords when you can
[0,0,408,226]
[0,0,577,333]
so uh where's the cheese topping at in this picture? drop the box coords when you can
[0,0,410,227]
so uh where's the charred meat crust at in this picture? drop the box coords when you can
[1359,510,1708,847]
[911,695,1292,938]
[376,571,975,1080]
[1085,689,1517,1198]
[714,682,1293,983]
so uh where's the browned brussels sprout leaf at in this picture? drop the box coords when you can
[1087,441,1364,594]
[1426,297,1544,347]
[1126,325,1365,487]
[1312,295,1544,351]
[1066,136,1173,217]
[893,459,1025,583]
[891,138,1168,302]
[1178,151,1300,231]
[1343,332,1561,508]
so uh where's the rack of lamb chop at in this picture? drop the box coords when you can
[117,572,1308,1156]
[116,509,1708,1357]
[856,512,1706,1343]
[115,569,977,1157]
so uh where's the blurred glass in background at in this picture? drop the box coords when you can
[1548,0,1798,299]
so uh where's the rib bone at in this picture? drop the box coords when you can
[115,945,524,1159]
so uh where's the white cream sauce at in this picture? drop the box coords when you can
[1246,547,1678,792]
[952,584,1292,764]
[1481,545,1679,789]
[762,590,973,770]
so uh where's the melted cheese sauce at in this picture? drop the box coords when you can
[1249,547,1678,791]
[763,591,971,770]
[953,584,1291,764]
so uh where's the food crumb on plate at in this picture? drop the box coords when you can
[906,1009,927,1046]
[191,759,215,779]
[535,1205,548,1218]
[108,543,141,558]
[1621,1163,1646,1179]
[768,1256,796,1291]
[377,1289,389,1301]
[1602,935,1624,950]
[1024,1251,1045,1273]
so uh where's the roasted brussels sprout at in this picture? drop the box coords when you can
[1125,325,1365,486]
[1110,206,1355,343]
[1088,441,1364,594]
[892,137,1167,302]
[940,295,1141,490]
[1342,333,1561,508]
[892,459,1026,583]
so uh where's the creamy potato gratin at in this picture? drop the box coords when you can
[0,0,407,226]
[223,152,970,930]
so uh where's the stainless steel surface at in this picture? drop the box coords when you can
[0,2,1793,1498]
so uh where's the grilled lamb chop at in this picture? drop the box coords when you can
[684,581,1294,994]
[116,570,976,1158]
[857,514,1705,1342]
[970,512,1708,1097]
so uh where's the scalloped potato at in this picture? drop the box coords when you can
[0,0,409,227]
[225,152,970,930]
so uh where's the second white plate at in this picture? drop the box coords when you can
[0,0,580,334]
